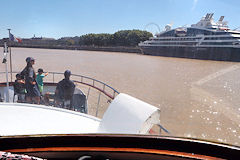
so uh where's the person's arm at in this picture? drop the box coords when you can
[55,82,60,95]
[70,82,76,97]
[20,67,27,79]
[55,81,63,99]
[55,88,59,95]
[17,79,25,84]
[28,68,36,85]
[44,72,49,77]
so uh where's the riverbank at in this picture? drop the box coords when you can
[8,44,142,54]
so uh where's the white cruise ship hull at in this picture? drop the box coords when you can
[140,46,240,61]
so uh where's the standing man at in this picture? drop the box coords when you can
[55,70,75,109]
[21,57,41,104]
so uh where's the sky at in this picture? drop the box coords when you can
[0,0,239,39]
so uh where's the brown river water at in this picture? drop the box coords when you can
[0,47,240,146]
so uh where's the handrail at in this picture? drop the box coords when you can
[0,71,119,100]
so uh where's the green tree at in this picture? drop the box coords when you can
[78,30,152,47]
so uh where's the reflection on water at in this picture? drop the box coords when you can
[0,47,239,145]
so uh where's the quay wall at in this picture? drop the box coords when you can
[4,43,142,54]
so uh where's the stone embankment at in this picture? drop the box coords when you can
[8,44,142,54]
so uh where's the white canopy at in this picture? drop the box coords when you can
[98,93,160,134]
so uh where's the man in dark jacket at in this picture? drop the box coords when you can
[55,70,75,109]
[20,57,41,104]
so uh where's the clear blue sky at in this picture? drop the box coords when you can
[0,0,239,39]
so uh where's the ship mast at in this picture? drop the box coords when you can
[2,42,10,102]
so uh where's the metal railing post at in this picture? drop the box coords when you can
[113,91,116,98]
[157,124,170,135]
[103,84,105,92]
[86,87,91,100]
[96,92,101,117]
[53,73,55,83]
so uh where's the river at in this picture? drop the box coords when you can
[0,47,239,145]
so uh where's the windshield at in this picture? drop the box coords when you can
[0,0,240,148]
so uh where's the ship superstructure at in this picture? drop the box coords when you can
[139,13,240,61]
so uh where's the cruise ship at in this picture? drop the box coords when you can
[139,13,240,61]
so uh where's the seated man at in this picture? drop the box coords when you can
[55,70,75,109]
[13,73,26,103]
[0,92,2,102]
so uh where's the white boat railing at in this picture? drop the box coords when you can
[49,72,119,99]
[0,71,119,117]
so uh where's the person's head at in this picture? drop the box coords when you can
[64,70,71,79]
[16,73,21,80]
[26,57,35,65]
[38,68,43,74]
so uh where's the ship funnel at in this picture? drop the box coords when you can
[209,13,214,20]
[218,16,224,22]
[205,13,214,20]
[205,13,210,20]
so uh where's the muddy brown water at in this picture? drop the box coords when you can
[0,47,239,146]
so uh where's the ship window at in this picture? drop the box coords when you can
[204,37,235,40]
[202,42,233,45]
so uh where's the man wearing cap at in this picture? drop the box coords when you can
[55,70,75,109]
[21,57,41,104]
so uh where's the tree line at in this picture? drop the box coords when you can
[78,30,152,46]
[1,30,153,47]
[76,30,152,47]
